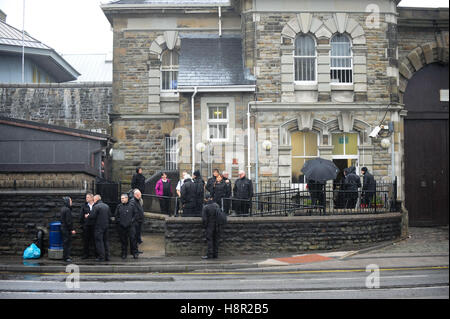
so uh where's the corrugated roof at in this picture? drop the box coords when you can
[0,20,50,50]
[62,54,112,82]
[178,36,255,87]
[0,20,80,82]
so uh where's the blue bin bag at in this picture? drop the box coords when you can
[23,243,41,259]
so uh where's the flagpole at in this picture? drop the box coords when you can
[21,0,25,83]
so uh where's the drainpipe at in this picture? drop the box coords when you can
[218,6,222,37]
[191,87,198,174]
[247,100,255,180]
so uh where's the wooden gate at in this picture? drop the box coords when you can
[404,63,449,226]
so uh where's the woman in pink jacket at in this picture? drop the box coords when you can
[155,172,173,215]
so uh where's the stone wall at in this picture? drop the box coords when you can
[0,173,96,189]
[165,213,402,256]
[0,83,112,134]
[0,190,166,256]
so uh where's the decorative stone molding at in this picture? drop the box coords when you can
[148,31,181,112]
[281,13,367,103]
[398,31,449,103]
[281,13,366,44]
[149,31,181,57]
[338,111,354,133]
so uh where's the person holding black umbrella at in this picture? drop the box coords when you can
[307,179,325,208]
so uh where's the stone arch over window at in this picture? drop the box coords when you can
[281,13,365,44]
[281,13,367,103]
[149,31,181,57]
[148,31,181,112]
[398,32,449,104]
[277,113,372,183]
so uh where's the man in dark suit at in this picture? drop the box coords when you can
[88,194,111,262]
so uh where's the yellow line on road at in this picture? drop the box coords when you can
[0,266,447,277]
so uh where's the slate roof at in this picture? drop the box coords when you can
[106,0,230,6]
[178,36,255,87]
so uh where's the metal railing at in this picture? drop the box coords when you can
[139,179,398,217]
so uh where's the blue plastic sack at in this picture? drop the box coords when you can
[23,243,41,259]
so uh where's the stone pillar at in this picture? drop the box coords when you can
[317,43,331,102]
[281,42,295,103]
[353,46,368,102]
[278,145,292,185]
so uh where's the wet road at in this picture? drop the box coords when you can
[0,266,448,299]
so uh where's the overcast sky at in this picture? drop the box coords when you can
[0,0,448,55]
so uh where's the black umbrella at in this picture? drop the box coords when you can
[301,158,339,182]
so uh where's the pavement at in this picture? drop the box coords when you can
[0,226,448,274]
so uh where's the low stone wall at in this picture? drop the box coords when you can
[0,191,120,256]
[0,173,96,189]
[165,213,402,257]
[0,190,168,257]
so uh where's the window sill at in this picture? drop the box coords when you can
[160,92,179,101]
[330,83,354,90]
[294,83,318,91]
[207,139,231,144]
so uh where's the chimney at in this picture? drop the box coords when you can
[0,10,6,23]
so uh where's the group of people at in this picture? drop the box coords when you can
[307,166,377,209]
[155,169,254,217]
[59,189,145,263]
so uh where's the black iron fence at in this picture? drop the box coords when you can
[139,179,397,217]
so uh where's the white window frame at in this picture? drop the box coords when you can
[294,34,317,85]
[207,103,229,142]
[330,34,353,85]
[331,132,360,162]
[161,50,179,92]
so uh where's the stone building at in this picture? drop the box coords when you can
[96,0,447,226]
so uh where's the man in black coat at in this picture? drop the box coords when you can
[79,193,95,259]
[129,189,144,247]
[131,167,146,194]
[233,170,253,216]
[361,167,377,207]
[201,194,222,259]
[193,170,205,217]
[88,195,111,262]
[205,169,220,194]
[211,174,231,210]
[343,167,361,209]
[307,179,325,208]
[115,193,138,259]
[180,174,197,217]
[60,197,76,262]
[221,171,232,215]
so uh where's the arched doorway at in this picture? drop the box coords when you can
[404,63,449,226]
